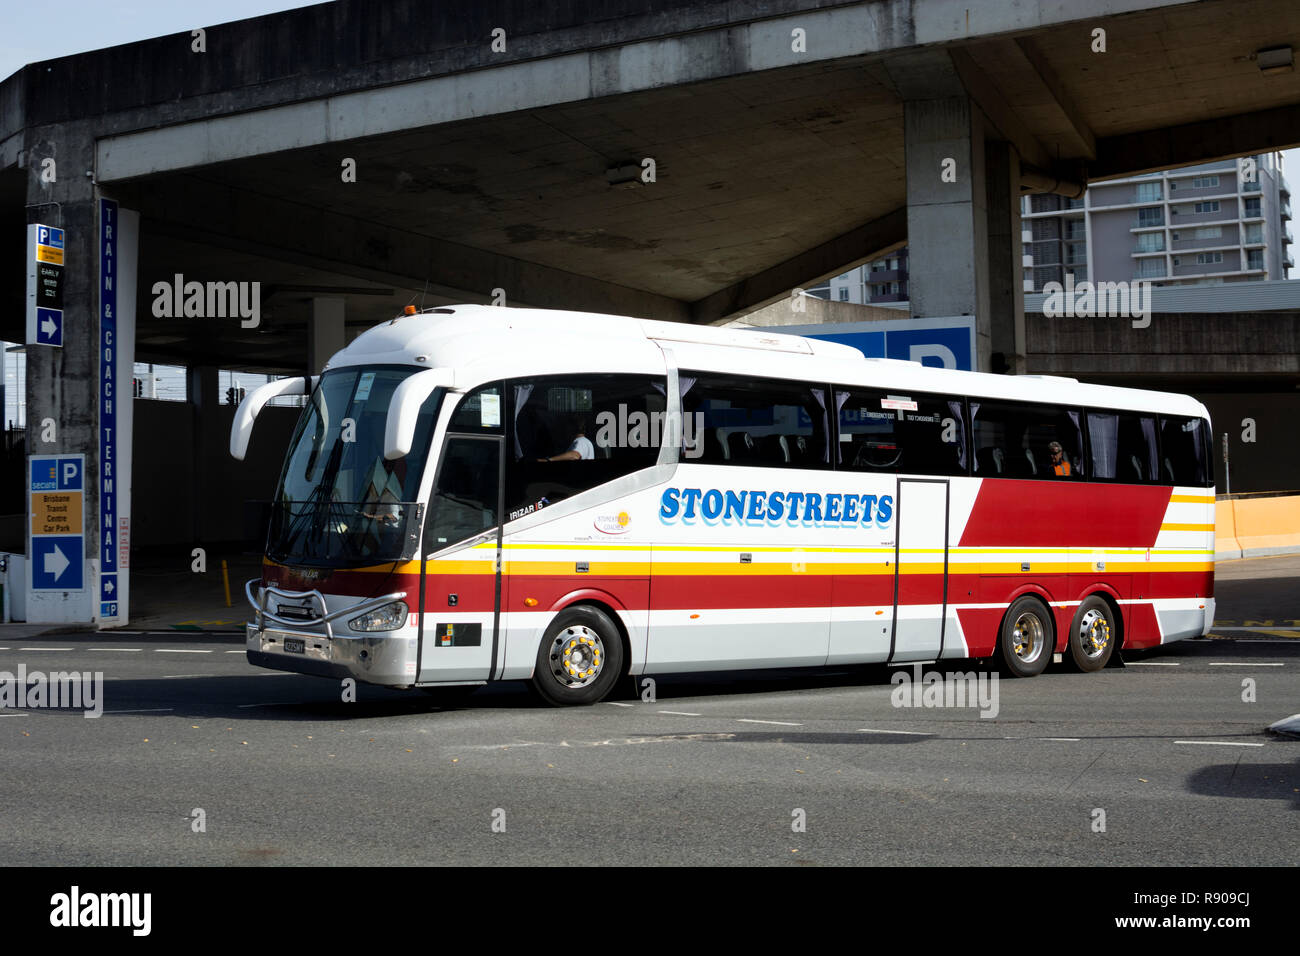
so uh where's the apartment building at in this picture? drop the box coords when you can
[1022,153,1292,291]
[808,249,910,305]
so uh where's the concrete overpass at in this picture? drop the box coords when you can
[3,0,1300,623]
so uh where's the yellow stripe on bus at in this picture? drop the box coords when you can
[1159,523,1215,532]
[1168,494,1216,503]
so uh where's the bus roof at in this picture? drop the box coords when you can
[329,304,1209,420]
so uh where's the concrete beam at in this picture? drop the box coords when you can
[1012,37,1097,160]
[947,47,1051,170]
[1091,102,1300,180]
[133,180,689,321]
[690,208,907,325]
[88,0,1197,182]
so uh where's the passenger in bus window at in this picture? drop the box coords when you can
[1049,441,1073,477]
[540,415,594,461]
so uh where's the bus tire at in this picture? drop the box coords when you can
[531,605,625,706]
[1066,595,1116,672]
[998,596,1053,678]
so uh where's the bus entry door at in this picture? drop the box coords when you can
[891,478,950,662]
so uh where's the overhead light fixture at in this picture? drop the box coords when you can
[1256,45,1293,75]
[605,163,643,189]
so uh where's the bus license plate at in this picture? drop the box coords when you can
[284,638,305,654]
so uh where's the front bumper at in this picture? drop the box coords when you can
[246,624,418,686]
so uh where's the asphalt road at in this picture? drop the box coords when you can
[0,632,1295,866]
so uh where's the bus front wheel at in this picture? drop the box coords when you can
[998,596,1053,678]
[531,605,625,706]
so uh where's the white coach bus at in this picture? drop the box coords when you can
[231,304,1215,705]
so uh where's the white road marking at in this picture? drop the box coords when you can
[162,675,208,679]
[857,728,934,736]
[658,710,701,717]
[18,647,73,651]
[0,712,30,717]
[1214,626,1300,631]
[95,648,143,652]
[602,702,634,708]
[736,718,802,726]
[1175,740,1265,747]
[1209,662,1283,667]
[1041,737,1081,742]
[103,708,174,714]
[1128,661,1180,666]
[236,702,297,709]
[154,649,213,654]
[225,650,246,654]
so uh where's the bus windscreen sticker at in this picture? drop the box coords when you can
[354,372,376,401]
[480,392,501,427]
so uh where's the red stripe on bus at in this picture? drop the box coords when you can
[958,481,1173,549]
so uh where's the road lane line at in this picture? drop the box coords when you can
[1175,740,1265,747]
[602,702,634,707]
[95,648,143,652]
[225,650,245,654]
[1041,737,1081,741]
[162,675,208,679]
[18,647,73,651]
[0,712,30,717]
[1128,662,1180,666]
[857,728,934,736]
[1209,662,1284,667]
[104,708,174,714]
[154,649,213,654]
[658,710,701,716]
[737,718,802,726]
[236,702,297,708]
[1213,626,1300,631]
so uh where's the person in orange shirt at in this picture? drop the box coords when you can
[1049,441,1072,476]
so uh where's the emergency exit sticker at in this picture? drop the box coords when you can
[480,392,500,427]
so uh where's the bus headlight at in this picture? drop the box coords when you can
[348,601,409,632]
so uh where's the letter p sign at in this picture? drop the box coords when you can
[63,463,78,486]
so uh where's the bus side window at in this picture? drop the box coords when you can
[835,388,967,476]
[680,371,830,469]
[1158,415,1213,487]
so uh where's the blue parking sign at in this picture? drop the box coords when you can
[31,536,84,591]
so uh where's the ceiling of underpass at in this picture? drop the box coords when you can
[4,0,1300,375]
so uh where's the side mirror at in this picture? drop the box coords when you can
[384,368,453,460]
[230,376,318,460]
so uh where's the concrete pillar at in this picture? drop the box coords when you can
[984,140,1026,374]
[894,51,1023,374]
[309,297,346,374]
[24,126,137,625]
[903,95,989,337]
[187,366,219,545]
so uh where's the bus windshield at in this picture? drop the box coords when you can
[266,366,442,567]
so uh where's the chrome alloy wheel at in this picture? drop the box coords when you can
[1012,611,1046,664]
[1076,607,1112,660]
[549,626,605,688]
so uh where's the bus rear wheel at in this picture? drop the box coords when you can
[1066,596,1116,672]
[531,605,625,706]
[998,596,1053,678]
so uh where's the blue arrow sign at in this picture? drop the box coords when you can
[35,307,63,347]
[31,536,84,591]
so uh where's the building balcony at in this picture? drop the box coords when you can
[1131,216,1165,229]
[867,291,909,304]
[866,268,905,282]
[1132,241,1167,254]
[1240,181,1262,193]
[1170,235,1241,251]
[1134,269,1167,279]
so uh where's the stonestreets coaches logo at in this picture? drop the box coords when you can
[659,487,894,528]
